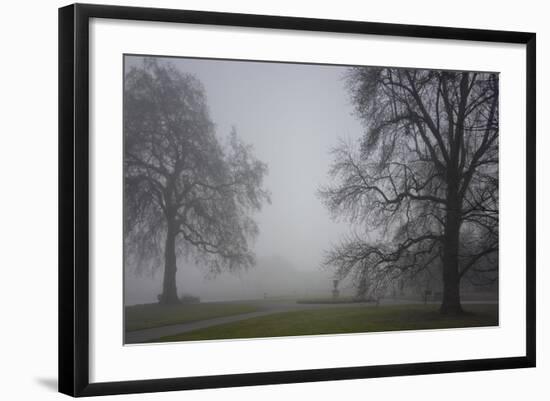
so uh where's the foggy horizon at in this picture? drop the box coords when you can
[124,55,364,305]
[123,53,499,346]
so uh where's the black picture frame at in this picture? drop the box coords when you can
[59,3,536,397]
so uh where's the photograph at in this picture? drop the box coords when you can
[123,55,500,345]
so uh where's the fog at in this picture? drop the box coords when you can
[124,55,364,305]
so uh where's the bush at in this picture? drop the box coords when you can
[179,294,200,304]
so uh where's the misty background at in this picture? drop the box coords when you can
[124,55,366,305]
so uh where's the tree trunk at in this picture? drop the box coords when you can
[159,224,179,305]
[440,188,463,315]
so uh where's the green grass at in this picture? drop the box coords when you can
[125,302,261,332]
[296,296,375,304]
[155,304,498,342]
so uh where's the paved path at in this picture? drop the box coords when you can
[125,301,370,344]
[125,299,497,344]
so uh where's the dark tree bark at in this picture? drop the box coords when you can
[441,186,463,314]
[159,224,179,304]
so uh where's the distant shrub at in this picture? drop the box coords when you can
[352,295,379,304]
[179,294,200,304]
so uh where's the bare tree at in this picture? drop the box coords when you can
[124,59,270,304]
[319,67,498,314]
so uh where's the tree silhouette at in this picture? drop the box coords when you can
[319,67,498,314]
[124,59,270,304]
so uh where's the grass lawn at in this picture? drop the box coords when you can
[296,296,374,304]
[155,303,498,342]
[125,302,261,332]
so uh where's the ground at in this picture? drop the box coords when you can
[155,303,497,342]
[125,302,261,331]
[124,301,498,344]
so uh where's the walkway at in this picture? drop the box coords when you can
[125,301,369,344]
[124,299,496,344]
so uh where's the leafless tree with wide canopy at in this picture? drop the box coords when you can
[124,59,270,304]
[319,67,498,314]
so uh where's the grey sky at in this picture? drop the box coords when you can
[124,55,364,304]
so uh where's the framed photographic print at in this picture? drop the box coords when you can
[58,3,536,397]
